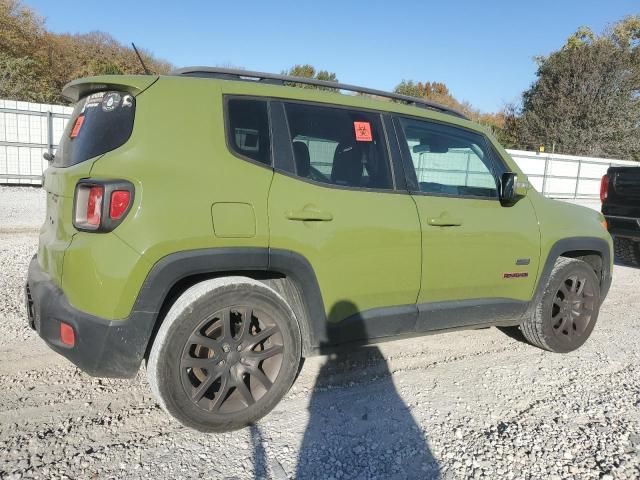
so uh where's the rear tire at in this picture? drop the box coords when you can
[613,236,640,267]
[520,258,600,353]
[147,276,301,432]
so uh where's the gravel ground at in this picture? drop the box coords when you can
[1,186,639,480]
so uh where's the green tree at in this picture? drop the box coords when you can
[282,64,339,90]
[510,16,640,159]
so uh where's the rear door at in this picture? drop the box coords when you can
[393,115,541,331]
[267,101,421,345]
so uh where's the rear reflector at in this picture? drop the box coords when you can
[600,175,609,202]
[60,322,75,347]
[110,190,131,219]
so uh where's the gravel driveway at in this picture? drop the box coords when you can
[1,186,639,480]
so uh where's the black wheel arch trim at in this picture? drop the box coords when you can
[527,236,612,318]
[133,247,328,359]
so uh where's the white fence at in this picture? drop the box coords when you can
[507,149,638,199]
[0,99,73,185]
[0,99,637,196]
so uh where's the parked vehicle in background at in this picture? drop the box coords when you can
[26,68,613,432]
[601,167,640,267]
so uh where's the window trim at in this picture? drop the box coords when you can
[223,95,274,169]
[279,99,398,193]
[392,114,506,201]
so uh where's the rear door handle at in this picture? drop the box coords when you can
[286,208,333,222]
[426,214,463,227]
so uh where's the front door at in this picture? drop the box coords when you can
[268,101,421,346]
[394,116,541,331]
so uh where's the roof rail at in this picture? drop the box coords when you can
[172,66,469,120]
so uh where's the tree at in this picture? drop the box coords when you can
[0,0,172,103]
[282,64,339,90]
[510,16,640,159]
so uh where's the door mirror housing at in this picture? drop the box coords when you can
[500,172,528,205]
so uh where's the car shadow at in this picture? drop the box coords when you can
[293,300,440,479]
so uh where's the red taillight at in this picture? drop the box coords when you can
[600,174,609,202]
[109,190,131,219]
[60,322,75,347]
[86,186,103,226]
[74,184,104,230]
[74,181,133,232]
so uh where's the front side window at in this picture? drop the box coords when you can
[398,117,500,198]
[227,99,271,165]
[285,103,392,190]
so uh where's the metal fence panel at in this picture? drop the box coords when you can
[0,99,72,185]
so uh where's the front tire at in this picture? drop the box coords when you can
[147,277,301,432]
[520,258,601,353]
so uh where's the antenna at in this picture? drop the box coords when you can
[131,43,151,75]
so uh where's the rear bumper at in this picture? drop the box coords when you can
[25,256,151,378]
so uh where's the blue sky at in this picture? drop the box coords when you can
[25,0,638,112]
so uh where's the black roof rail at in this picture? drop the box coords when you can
[172,66,469,120]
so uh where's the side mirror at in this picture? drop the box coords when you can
[500,172,528,204]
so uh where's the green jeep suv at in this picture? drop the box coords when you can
[25,68,613,431]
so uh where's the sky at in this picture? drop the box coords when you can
[25,0,639,113]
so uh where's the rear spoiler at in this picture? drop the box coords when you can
[62,75,159,103]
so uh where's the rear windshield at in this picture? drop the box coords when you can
[54,91,135,167]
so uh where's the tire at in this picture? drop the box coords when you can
[147,276,302,432]
[614,236,640,267]
[520,257,601,353]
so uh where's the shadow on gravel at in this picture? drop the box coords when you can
[294,301,441,479]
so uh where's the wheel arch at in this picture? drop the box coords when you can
[530,237,612,316]
[134,248,327,361]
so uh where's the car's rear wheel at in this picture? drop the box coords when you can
[520,257,601,353]
[147,277,301,432]
[613,236,640,267]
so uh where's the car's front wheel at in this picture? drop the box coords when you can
[147,277,302,432]
[520,257,601,353]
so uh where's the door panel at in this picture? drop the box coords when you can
[269,172,421,327]
[393,115,541,330]
[413,194,540,304]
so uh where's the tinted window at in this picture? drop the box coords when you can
[55,91,135,167]
[285,103,392,189]
[227,99,271,165]
[398,117,500,198]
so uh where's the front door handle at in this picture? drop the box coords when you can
[286,208,333,222]
[426,214,463,227]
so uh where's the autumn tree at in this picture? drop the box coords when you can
[0,0,172,103]
[509,16,640,159]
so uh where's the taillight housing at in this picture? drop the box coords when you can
[600,174,609,202]
[73,180,134,232]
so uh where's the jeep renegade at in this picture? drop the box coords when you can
[25,68,613,432]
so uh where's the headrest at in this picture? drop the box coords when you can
[331,142,362,187]
[293,141,311,178]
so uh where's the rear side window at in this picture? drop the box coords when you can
[55,91,135,167]
[226,99,271,165]
[284,102,392,190]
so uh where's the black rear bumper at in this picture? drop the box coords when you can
[25,256,152,378]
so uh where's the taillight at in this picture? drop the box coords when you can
[73,180,134,232]
[75,184,103,230]
[600,175,609,202]
[110,190,131,219]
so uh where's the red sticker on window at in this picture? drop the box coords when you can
[353,121,373,142]
[70,115,85,138]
